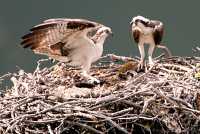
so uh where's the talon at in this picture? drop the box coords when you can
[149,58,154,65]
[87,77,100,85]
[148,60,155,70]
[137,61,145,72]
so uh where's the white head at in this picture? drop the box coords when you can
[96,26,113,38]
[93,26,113,44]
[130,15,150,26]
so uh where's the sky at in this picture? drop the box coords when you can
[0,0,200,76]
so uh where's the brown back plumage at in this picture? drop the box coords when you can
[150,20,164,45]
[132,29,141,43]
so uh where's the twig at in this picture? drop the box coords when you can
[118,115,158,121]
[0,73,12,80]
[160,63,192,72]
[109,107,134,117]
[152,86,178,106]
[101,54,137,62]
[142,94,157,113]
[65,121,104,134]
[174,106,200,114]
[47,124,54,134]
[89,89,150,110]
[34,58,51,73]
[169,96,193,108]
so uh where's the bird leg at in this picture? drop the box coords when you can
[148,43,155,68]
[138,43,145,70]
[81,70,100,84]
[81,62,100,84]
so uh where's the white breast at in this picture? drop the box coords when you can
[134,25,154,45]
[137,23,153,35]
[139,33,154,45]
[65,36,103,67]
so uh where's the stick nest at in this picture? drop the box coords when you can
[0,54,200,134]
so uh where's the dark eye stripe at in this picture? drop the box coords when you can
[105,30,109,33]
[139,20,148,26]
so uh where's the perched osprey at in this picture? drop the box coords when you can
[130,16,171,69]
[21,18,112,84]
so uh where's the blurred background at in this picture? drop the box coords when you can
[0,0,200,78]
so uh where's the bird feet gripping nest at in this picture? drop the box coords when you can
[80,70,101,85]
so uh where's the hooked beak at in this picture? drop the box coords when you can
[110,31,113,37]
[106,30,113,36]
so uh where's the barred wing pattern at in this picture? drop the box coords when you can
[21,19,101,57]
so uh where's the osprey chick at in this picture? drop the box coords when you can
[130,16,171,69]
[21,18,112,84]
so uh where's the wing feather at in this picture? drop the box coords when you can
[21,18,101,56]
[151,20,164,45]
[131,24,142,43]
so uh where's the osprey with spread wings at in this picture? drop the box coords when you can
[21,18,112,84]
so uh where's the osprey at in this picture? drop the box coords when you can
[130,16,171,69]
[21,18,112,84]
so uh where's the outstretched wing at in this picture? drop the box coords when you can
[21,18,101,56]
[150,20,164,45]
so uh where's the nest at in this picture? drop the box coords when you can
[0,54,200,134]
